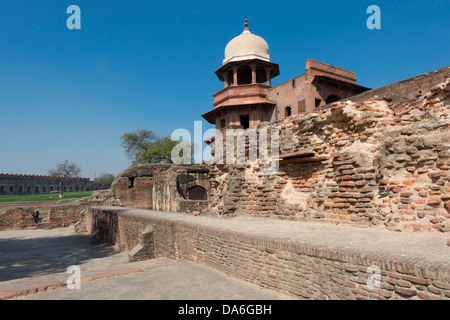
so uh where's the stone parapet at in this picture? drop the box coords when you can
[85,207,450,300]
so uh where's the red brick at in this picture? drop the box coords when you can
[400,192,414,197]
[117,268,143,276]
[427,197,441,205]
[378,289,392,298]
[395,286,417,296]
[418,292,441,300]
[433,281,450,290]
[444,201,450,214]
[0,290,15,300]
[93,271,118,279]
[344,281,357,288]
[401,275,430,285]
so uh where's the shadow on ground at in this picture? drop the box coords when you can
[0,230,121,282]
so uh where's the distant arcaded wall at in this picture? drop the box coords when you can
[0,173,100,196]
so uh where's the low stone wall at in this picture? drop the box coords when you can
[86,207,450,300]
[0,207,35,230]
[0,201,55,210]
[48,204,88,227]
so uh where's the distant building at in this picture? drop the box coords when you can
[0,173,101,196]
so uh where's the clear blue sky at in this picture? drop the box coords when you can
[1,0,449,179]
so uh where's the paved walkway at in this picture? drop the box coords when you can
[0,228,293,300]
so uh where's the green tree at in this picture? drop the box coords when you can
[120,129,194,164]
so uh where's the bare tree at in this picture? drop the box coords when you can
[48,160,82,197]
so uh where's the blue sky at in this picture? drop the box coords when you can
[0,0,449,179]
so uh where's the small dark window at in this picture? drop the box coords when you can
[129,177,135,189]
[10,185,14,193]
[237,65,252,85]
[221,119,226,128]
[28,186,31,193]
[36,186,39,192]
[240,115,250,129]
[315,99,322,108]
[188,186,207,200]
[19,186,23,192]
[0,186,4,193]
[285,106,292,117]
[292,79,295,88]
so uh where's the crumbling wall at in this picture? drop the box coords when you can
[207,79,450,232]
[111,164,212,214]
[0,207,35,230]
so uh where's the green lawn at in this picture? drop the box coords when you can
[0,191,93,203]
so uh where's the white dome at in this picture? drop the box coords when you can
[223,20,271,65]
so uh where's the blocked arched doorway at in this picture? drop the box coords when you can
[187,185,207,200]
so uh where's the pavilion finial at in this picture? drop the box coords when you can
[243,18,250,33]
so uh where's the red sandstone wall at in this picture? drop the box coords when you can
[113,177,153,209]
[305,59,357,84]
[267,73,311,120]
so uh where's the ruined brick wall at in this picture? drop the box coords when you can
[111,164,212,214]
[48,204,88,227]
[0,207,35,230]
[349,66,450,104]
[208,77,450,232]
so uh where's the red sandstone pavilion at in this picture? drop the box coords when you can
[202,19,370,143]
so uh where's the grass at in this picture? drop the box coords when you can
[38,208,49,216]
[0,191,93,203]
